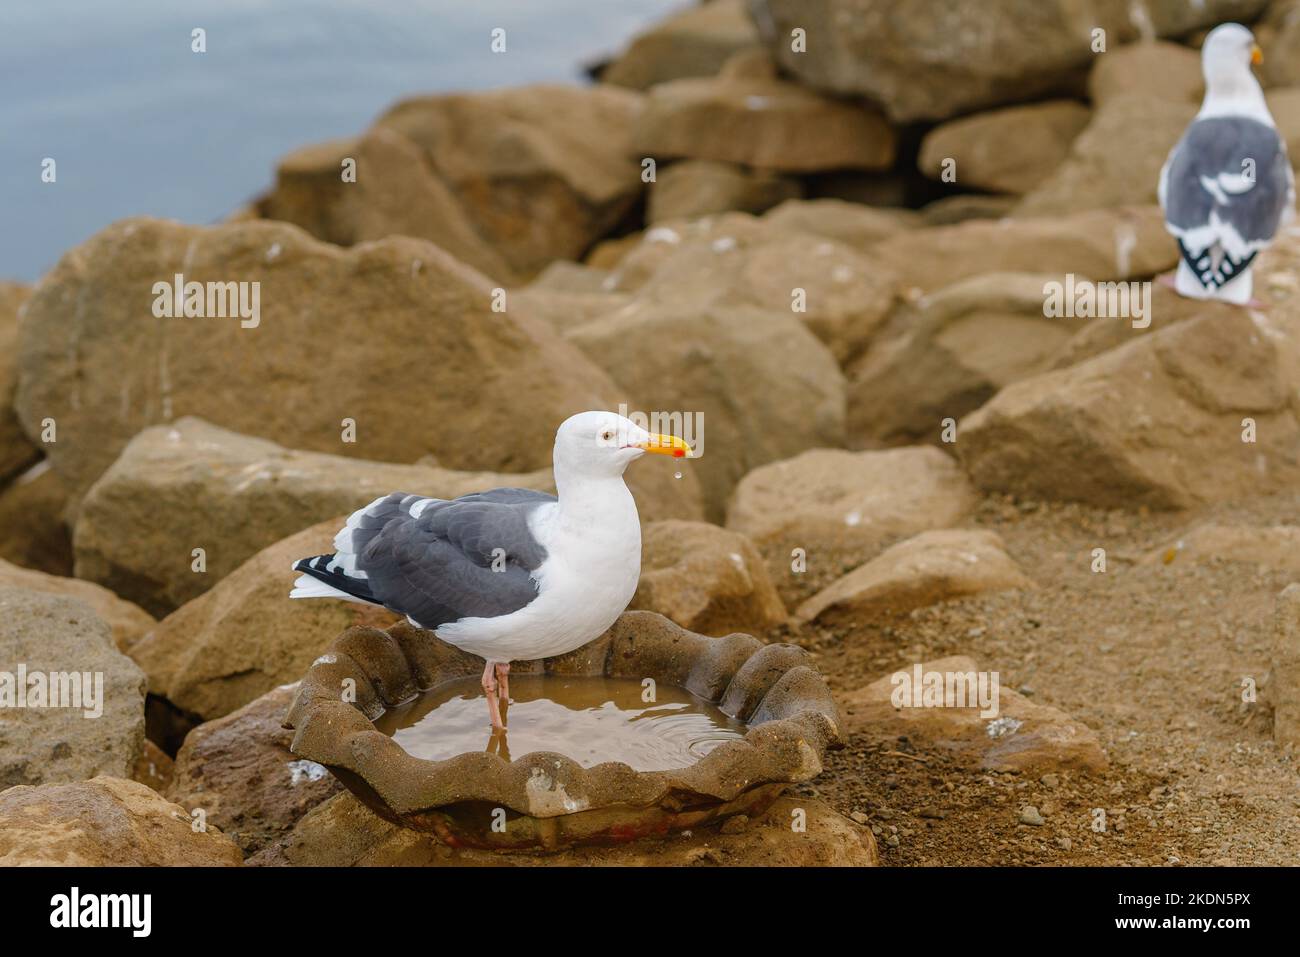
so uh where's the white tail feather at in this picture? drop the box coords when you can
[289,574,371,604]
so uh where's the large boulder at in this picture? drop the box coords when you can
[0,589,146,788]
[726,446,978,604]
[261,85,646,282]
[632,520,787,636]
[751,0,1267,121]
[167,684,341,854]
[0,776,242,866]
[601,0,762,89]
[15,218,622,499]
[841,655,1108,773]
[796,529,1033,625]
[648,160,801,224]
[127,521,399,722]
[606,212,896,363]
[761,198,921,249]
[632,58,896,172]
[1087,40,1203,107]
[918,100,1091,194]
[958,311,1300,509]
[847,272,1078,447]
[75,418,702,614]
[869,206,1177,294]
[568,298,845,520]
[0,282,36,485]
[0,558,154,651]
[1015,95,1196,216]
[251,792,877,867]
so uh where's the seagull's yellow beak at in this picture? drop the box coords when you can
[634,433,696,458]
[1253,44,1264,66]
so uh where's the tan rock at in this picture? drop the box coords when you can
[1259,0,1300,89]
[0,282,36,484]
[0,557,154,651]
[648,160,801,224]
[568,298,845,520]
[632,520,787,636]
[1015,95,1197,216]
[16,218,624,499]
[75,418,703,615]
[919,194,1020,226]
[1264,87,1300,164]
[0,462,72,576]
[958,311,1300,509]
[601,0,762,90]
[0,589,146,788]
[1088,41,1203,107]
[841,655,1108,773]
[1271,584,1300,747]
[797,529,1032,625]
[1144,524,1300,573]
[847,272,1078,446]
[127,521,400,722]
[761,198,921,249]
[727,446,978,604]
[168,684,342,853]
[919,100,1090,194]
[508,286,631,334]
[250,792,876,867]
[0,776,242,865]
[871,206,1177,294]
[633,70,896,173]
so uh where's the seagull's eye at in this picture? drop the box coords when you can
[601,429,613,442]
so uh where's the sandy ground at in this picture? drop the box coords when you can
[780,488,1300,866]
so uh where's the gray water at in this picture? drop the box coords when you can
[0,0,687,283]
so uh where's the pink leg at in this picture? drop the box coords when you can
[495,662,511,704]
[1157,271,1177,290]
[481,660,503,730]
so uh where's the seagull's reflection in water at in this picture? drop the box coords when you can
[374,675,746,773]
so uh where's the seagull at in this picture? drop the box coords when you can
[289,410,693,730]
[1159,23,1295,306]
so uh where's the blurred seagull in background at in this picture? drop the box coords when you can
[289,411,694,730]
[1159,22,1294,306]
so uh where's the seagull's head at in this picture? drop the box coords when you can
[553,410,694,479]
[1202,23,1263,86]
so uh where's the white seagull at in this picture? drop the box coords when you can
[1159,23,1295,305]
[289,410,693,729]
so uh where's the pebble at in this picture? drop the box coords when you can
[1040,773,1060,788]
[849,810,869,825]
[1019,805,1046,826]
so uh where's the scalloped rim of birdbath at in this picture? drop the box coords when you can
[283,610,842,851]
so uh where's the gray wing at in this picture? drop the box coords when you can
[1163,116,1292,251]
[347,488,555,628]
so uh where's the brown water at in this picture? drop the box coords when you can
[374,675,747,771]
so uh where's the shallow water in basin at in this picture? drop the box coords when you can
[374,675,747,772]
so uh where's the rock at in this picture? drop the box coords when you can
[606,212,896,363]
[796,529,1032,625]
[648,160,801,223]
[727,446,978,604]
[841,655,1108,773]
[1015,95,1196,216]
[167,684,341,853]
[15,218,623,499]
[752,0,1265,121]
[262,85,646,282]
[1264,87,1300,162]
[509,286,632,334]
[1257,0,1300,87]
[0,462,73,576]
[260,131,515,282]
[250,792,876,867]
[0,282,37,485]
[847,273,1078,447]
[632,62,896,173]
[75,418,703,615]
[1146,524,1300,574]
[1088,41,1203,107]
[919,194,1020,226]
[0,776,242,865]
[568,298,844,520]
[600,0,762,89]
[0,588,146,788]
[127,521,399,722]
[919,100,1091,194]
[1019,805,1046,826]
[0,557,154,651]
[632,520,787,635]
[871,206,1177,294]
[527,260,616,295]
[958,311,1300,509]
[1271,584,1300,747]
[761,198,921,249]
[132,739,174,793]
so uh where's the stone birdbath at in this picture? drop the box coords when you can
[283,611,841,851]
